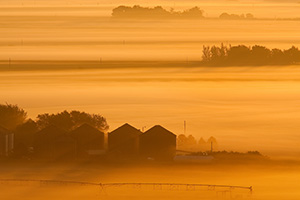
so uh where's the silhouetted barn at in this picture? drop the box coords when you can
[14,119,38,157]
[108,123,142,158]
[33,125,76,159]
[0,126,14,157]
[140,125,176,160]
[70,123,105,157]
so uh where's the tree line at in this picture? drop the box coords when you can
[111,5,258,20]
[0,103,109,158]
[201,44,300,66]
[112,5,204,19]
[0,103,109,131]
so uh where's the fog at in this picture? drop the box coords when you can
[1,65,300,158]
[1,2,300,200]
[1,8,300,61]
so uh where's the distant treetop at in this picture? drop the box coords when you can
[112,5,204,19]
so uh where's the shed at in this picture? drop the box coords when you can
[140,125,176,160]
[108,123,142,158]
[33,125,76,159]
[70,123,105,157]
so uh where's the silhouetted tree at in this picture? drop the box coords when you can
[207,136,218,151]
[227,45,251,65]
[177,134,188,148]
[0,103,27,130]
[181,7,204,19]
[36,110,109,131]
[246,13,254,19]
[187,135,197,146]
[202,45,211,62]
[251,45,271,65]
[284,46,300,64]
[202,44,228,64]
[177,134,198,150]
[198,137,207,151]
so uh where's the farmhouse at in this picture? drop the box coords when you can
[70,123,105,157]
[140,125,176,160]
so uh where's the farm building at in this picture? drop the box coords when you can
[0,126,14,157]
[140,125,176,160]
[14,119,38,157]
[33,125,76,159]
[108,123,142,158]
[70,123,105,157]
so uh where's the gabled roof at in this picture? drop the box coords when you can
[109,123,142,136]
[70,123,104,136]
[142,125,176,137]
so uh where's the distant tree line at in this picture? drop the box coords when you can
[112,5,204,19]
[201,44,300,66]
[111,5,259,20]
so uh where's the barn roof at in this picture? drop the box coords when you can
[35,125,67,140]
[142,125,176,137]
[70,123,104,137]
[109,123,142,136]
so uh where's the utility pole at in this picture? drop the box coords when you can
[184,120,186,135]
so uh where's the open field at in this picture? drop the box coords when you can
[0,161,299,200]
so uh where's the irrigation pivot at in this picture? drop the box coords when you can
[0,178,252,194]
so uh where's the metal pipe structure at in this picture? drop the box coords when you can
[0,178,252,193]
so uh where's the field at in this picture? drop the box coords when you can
[0,161,299,200]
